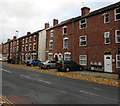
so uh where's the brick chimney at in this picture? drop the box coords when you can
[45,23,49,29]
[13,36,16,40]
[81,7,90,16]
[7,39,10,42]
[53,19,58,26]
[27,32,31,35]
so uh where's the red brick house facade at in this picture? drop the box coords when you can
[46,2,120,73]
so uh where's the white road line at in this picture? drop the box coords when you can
[20,74,32,79]
[38,79,52,84]
[80,90,98,96]
[19,74,52,84]
[2,69,12,73]
[79,90,118,102]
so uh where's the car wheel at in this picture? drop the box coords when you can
[66,68,70,72]
[46,66,50,69]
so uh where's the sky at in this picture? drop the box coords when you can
[0,0,119,43]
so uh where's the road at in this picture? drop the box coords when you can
[1,63,119,104]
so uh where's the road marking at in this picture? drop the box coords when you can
[2,69,12,73]
[38,79,52,84]
[79,90,118,102]
[80,90,98,96]
[20,74,32,79]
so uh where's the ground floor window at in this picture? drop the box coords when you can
[116,54,120,68]
[79,55,87,66]
[48,53,53,60]
[64,52,71,60]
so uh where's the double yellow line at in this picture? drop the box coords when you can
[0,96,15,106]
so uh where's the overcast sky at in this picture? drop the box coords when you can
[0,0,119,43]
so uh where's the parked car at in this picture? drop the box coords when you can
[56,60,83,72]
[0,57,8,62]
[26,59,41,66]
[39,60,56,69]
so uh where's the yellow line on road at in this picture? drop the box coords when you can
[0,96,15,106]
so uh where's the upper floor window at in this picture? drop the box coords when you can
[104,32,110,44]
[62,26,67,35]
[50,30,54,38]
[115,30,120,43]
[104,12,110,23]
[33,43,36,50]
[79,36,87,46]
[80,19,87,29]
[34,35,36,41]
[63,38,68,49]
[115,7,120,21]
[49,40,53,49]
[29,36,32,42]
[22,39,24,44]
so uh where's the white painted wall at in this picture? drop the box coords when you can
[38,30,46,61]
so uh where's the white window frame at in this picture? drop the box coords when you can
[104,12,110,23]
[33,43,36,51]
[64,52,71,60]
[80,18,87,29]
[49,40,53,50]
[48,53,53,60]
[79,36,87,46]
[34,35,36,41]
[62,26,67,35]
[114,7,120,21]
[104,32,110,44]
[115,30,120,43]
[50,30,54,38]
[79,55,87,66]
[63,37,69,49]
[116,54,120,68]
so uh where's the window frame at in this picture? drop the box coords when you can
[50,30,54,38]
[79,55,87,66]
[62,26,67,35]
[115,30,120,43]
[49,40,53,50]
[80,18,87,29]
[114,7,120,21]
[104,12,110,23]
[116,54,120,68]
[104,32,110,44]
[63,37,69,49]
[79,36,87,46]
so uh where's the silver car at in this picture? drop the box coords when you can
[39,60,56,69]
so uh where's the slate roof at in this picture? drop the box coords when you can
[47,1,120,30]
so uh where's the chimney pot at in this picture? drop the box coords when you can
[81,7,90,16]
[45,23,49,29]
[53,19,58,26]
[27,32,31,35]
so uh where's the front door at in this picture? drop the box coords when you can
[104,55,112,73]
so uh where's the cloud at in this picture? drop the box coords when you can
[0,0,119,43]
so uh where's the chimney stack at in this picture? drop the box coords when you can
[53,19,58,26]
[45,23,49,29]
[13,36,16,40]
[81,7,90,16]
[7,39,10,42]
[27,32,31,35]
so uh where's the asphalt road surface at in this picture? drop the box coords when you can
[1,64,119,104]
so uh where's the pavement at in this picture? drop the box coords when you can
[69,71,119,80]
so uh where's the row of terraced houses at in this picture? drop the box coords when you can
[1,2,120,74]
